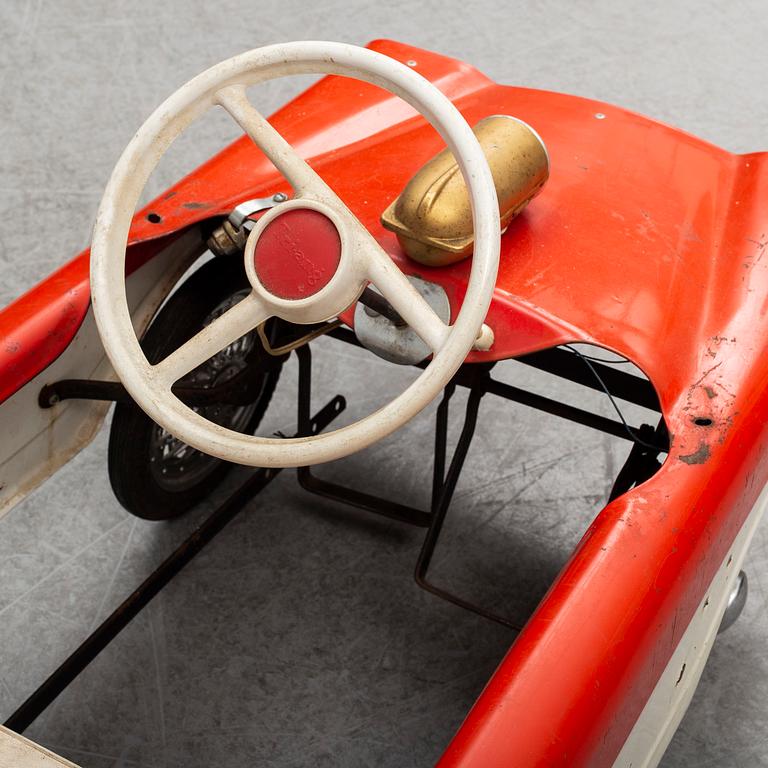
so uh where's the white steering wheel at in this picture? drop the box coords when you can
[90,41,500,468]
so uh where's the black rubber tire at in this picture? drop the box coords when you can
[107,257,282,520]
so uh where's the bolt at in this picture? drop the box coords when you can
[273,192,288,202]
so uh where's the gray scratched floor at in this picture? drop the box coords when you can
[1,1,767,766]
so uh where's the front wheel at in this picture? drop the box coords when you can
[108,257,282,520]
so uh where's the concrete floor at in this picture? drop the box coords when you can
[1,1,767,765]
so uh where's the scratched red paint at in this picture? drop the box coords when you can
[1,39,768,767]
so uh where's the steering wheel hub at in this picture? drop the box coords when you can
[252,207,342,300]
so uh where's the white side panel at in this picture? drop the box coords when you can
[0,726,79,767]
[0,229,203,519]
[612,482,768,767]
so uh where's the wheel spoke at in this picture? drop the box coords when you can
[153,292,269,385]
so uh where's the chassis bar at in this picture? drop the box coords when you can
[5,359,345,734]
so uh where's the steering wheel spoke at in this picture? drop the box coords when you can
[216,85,333,201]
[364,246,451,352]
[153,291,269,386]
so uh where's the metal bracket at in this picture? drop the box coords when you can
[38,359,285,409]
[207,193,290,257]
[228,192,288,229]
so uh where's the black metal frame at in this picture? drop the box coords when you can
[301,332,669,629]
[5,348,344,734]
[6,329,669,734]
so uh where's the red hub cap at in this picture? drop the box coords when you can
[252,208,342,300]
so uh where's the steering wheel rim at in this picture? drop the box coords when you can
[90,41,500,468]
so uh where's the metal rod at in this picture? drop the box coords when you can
[414,378,528,629]
[516,347,660,411]
[325,329,660,440]
[431,384,455,510]
[39,360,283,409]
[358,287,406,326]
[608,418,667,501]
[39,379,132,407]
[481,376,653,445]
[295,342,430,526]
[4,465,280,734]
[416,385,484,580]
[296,343,313,435]
[414,372,523,630]
[297,469,431,527]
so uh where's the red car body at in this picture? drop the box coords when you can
[1,39,766,767]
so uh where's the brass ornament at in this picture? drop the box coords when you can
[381,115,549,266]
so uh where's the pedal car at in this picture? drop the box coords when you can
[0,39,764,767]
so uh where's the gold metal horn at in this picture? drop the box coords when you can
[381,115,549,266]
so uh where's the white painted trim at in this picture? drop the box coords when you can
[612,483,768,767]
[0,726,79,767]
[0,229,203,520]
